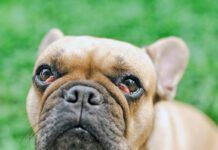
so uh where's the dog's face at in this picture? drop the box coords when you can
[27,29,188,150]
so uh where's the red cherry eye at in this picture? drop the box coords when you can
[115,74,144,100]
[39,68,56,83]
[123,79,138,92]
[119,84,130,94]
[45,75,56,83]
[118,78,139,94]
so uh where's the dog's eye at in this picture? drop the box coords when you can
[119,79,138,94]
[34,65,58,90]
[116,74,144,100]
[39,68,55,83]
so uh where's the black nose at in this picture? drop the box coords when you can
[63,85,103,105]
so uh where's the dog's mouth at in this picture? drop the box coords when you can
[47,126,103,150]
[36,118,104,150]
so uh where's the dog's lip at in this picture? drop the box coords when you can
[41,124,101,149]
[52,125,98,143]
[71,125,89,133]
[56,125,88,138]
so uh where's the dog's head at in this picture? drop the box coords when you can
[26,29,188,150]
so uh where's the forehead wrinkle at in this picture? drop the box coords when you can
[67,46,99,79]
[34,49,64,74]
[112,56,132,73]
[45,49,70,74]
[112,56,137,74]
[85,48,96,79]
[49,49,64,64]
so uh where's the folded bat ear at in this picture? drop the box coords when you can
[38,28,64,54]
[145,37,189,101]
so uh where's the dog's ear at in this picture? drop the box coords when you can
[145,37,189,101]
[38,28,64,54]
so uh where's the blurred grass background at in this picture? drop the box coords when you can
[0,0,217,149]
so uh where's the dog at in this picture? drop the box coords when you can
[26,28,218,150]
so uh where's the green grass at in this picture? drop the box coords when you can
[0,0,217,149]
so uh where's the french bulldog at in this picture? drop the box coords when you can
[26,28,218,150]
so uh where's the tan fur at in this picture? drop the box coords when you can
[146,101,218,150]
[27,29,218,150]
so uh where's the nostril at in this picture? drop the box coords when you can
[65,89,78,103]
[88,92,103,105]
[89,93,94,100]
[75,90,78,99]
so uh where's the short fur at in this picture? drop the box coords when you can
[27,29,218,150]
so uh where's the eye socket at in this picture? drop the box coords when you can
[119,78,139,94]
[116,74,144,100]
[39,68,55,83]
[34,64,58,90]
[123,78,138,93]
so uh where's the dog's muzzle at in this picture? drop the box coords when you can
[36,81,129,150]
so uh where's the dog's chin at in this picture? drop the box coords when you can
[41,127,103,150]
